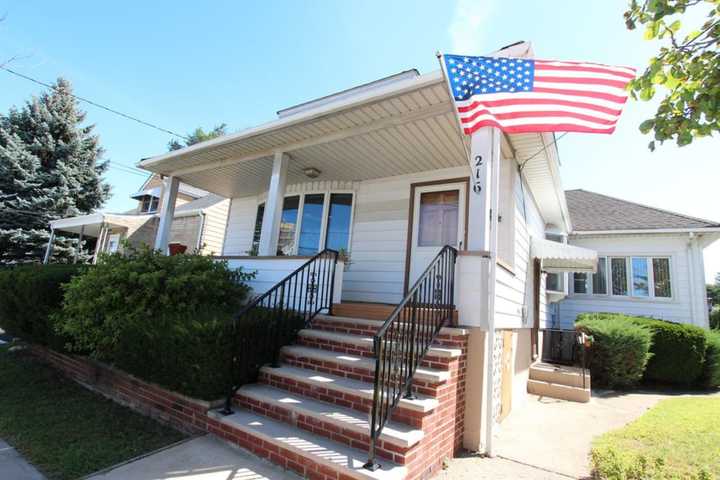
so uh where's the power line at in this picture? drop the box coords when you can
[0,65,191,141]
[518,132,569,171]
[107,161,150,177]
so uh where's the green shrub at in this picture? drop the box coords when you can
[701,331,720,389]
[0,264,83,348]
[54,246,254,361]
[630,317,707,386]
[576,313,653,389]
[710,309,720,330]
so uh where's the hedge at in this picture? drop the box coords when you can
[0,264,83,349]
[710,309,720,330]
[630,317,707,386]
[702,331,720,389]
[576,313,653,389]
[54,246,254,361]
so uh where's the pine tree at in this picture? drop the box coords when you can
[0,78,110,264]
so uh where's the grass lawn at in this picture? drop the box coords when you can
[0,345,187,480]
[591,396,720,479]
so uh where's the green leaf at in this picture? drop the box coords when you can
[668,19,681,32]
[640,86,656,101]
[639,119,656,134]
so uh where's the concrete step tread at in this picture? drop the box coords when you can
[281,345,450,384]
[298,329,462,358]
[527,379,591,403]
[315,314,469,336]
[260,365,438,413]
[211,409,406,480]
[238,384,424,448]
[531,362,589,377]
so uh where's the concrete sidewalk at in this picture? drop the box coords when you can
[0,440,45,480]
[436,390,717,479]
[88,435,299,480]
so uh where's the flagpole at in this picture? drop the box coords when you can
[435,51,471,162]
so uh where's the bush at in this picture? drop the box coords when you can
[0,264,83,349]
[701,331,720,389]
[630,317,707,386]
[54,246,254,361]
[710,309,720,330]
[576,313,653,389]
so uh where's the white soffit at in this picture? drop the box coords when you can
[531,236,597,273]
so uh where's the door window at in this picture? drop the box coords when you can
[418,190,459,247]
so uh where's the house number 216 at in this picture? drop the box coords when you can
[472,155,484,194]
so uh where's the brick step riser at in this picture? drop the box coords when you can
[280,352,444,397]
[311,319,467,350]
[297,336,455,370]
[257,369,432,429]
[206,415,358,480]
[234,393,415,465]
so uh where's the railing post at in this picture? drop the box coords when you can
[404,295,418,401]
[328,252,338,316]
[364,335,382,472]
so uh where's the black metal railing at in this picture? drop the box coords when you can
[364,245,457,471]
[222,249,339,413]
[540,328,589,389]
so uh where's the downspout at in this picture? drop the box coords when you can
[484,128,501,457]
[195,211,206,253]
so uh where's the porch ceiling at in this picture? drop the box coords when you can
[140,71,470,198]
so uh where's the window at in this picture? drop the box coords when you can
[298,194,325,255]
[573,273,587,294]
[593,257,608,294]
[575,255,672,299]
[631,257,650,297]
[139,195,159,213]
[253,192,354,256]
[251,203,265,254]
[418,190,459,247]
[277,196,300,256]
[325,193,353,252]
[611,257,629,296]
[653,258,672,298]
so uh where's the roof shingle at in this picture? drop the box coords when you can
[565,189,720,232]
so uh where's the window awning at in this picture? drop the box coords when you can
[531,237,597,273]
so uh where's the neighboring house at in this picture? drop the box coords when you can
[46,174,230,261]
[554,189,720,329]
[135,45,600,479]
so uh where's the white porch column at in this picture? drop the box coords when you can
[466,128,501,252]
[73,224,85,264]
[42,228,55,264]
[258,152,289,256]
[154,176,180,254]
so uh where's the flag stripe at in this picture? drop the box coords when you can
[463,120,616,135]
[457,91,627,110]
[535,75,630,89]
[460,109,618,126]
[456,97,623,116]
[532,86,629,104]
[534,63,635,80]
[535,59,636,76]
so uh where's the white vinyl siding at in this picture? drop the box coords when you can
[199,198,230,255]
[495,156,547,330]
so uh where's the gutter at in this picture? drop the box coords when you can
[195,211,206,252]
[570,227,720,235]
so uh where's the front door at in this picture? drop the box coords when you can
[408,182,466,288]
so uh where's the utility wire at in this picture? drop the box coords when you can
[0,65,191,141]
[518,132,568,171]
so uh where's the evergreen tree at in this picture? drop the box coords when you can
[167,123,227,151]
[0,78,110,264]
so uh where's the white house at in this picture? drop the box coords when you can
[555,189,720,329]
[135,42,601,480]
[46,174,230,261]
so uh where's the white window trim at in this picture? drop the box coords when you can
[572,254,674,301]
[257,189,355,256]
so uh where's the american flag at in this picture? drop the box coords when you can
[442,54,635,135]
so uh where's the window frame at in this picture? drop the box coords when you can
[571,254,674,301]
[255,189,355,256]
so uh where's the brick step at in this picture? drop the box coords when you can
[297,329,462,367]
[281,345,450,386]
[331,303,459,324]
[258,365,438,428]
[527,379,591,403]
[312,315,469,349]
[209,409,406,480]
[529,362,590,389]
[236,384,423,463]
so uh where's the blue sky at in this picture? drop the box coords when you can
[1,0,718,281]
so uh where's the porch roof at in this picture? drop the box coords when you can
[138,64,570,230]
[531,236,597,273]
[50,213,155,237]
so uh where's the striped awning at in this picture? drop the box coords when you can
[531,237,597,273]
